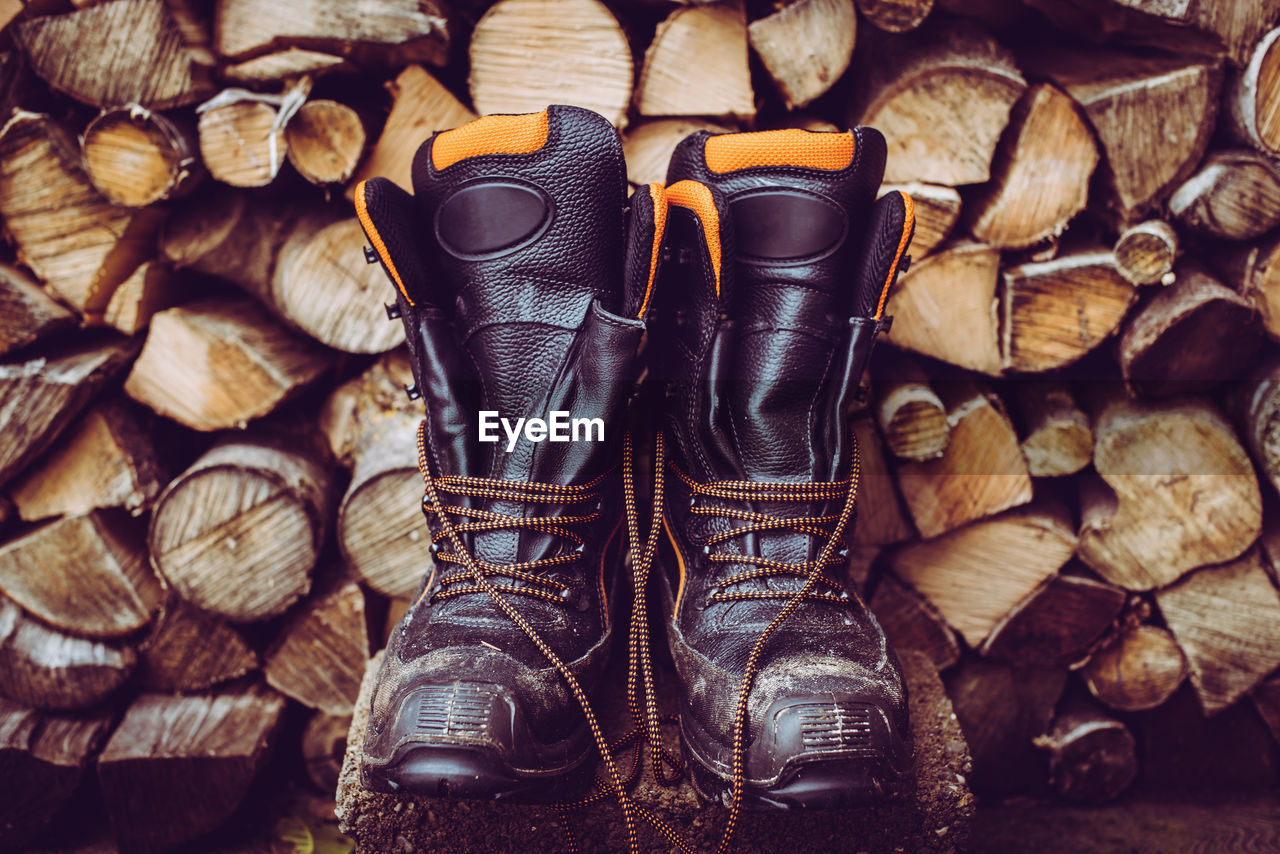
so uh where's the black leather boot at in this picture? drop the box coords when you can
[353,105,668,801]
[649,127,916,815]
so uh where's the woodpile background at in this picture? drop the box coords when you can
[1,0,1280,850]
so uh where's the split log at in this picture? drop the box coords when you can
[0,511,159,639]
[1238,358,1280,498]
[747,0,855,109]
[636,0,755,120]
[978,571,1126,667]
[1113,219,1178,286]
[886,241,1002,374]
[965,83,1098,249]
[856,0,934,32]
[81,105,201,207]
[1253,673,1280,745]
[303,711,351,794]
[347,65,475,197]
[869,574,961,671]
[162,193,403,353]
[891,502,1076,647]
[1156,547,1280,715]
[1001,250,1137,373]
[0,699,115,851]
[872,350,949,461]
[264,577,368,715]
[894,382,1033,539]
[15,0,213,109]
[1118,266,1263,397]
[847,18,1026,185]
[1011,381,1093,477]
[623,119,728,187]
[0,596,137,711]
[197,95,288,188]
[223,48,349,85]
[0,338,135,488]
[472,0,633,126]
[97,683,287,854]
[325,356,433,598]
[1168,150,1280,241]
[102,261,178,336]
[1214,236,1280,340]
[1080,397,1261,590]
[123,298,331,431]
[1082,623,1187,712]
[1089,0,1280,67]
[0,263,75,358]
[944,658,1065,795]
[0,111,163,318]
[137,596,257,693]
[850,413,916,546]
[1229,27,1280,158]
[879,183,960,257]
[9,397,164,522]
[1019,47,1221,221]
[1034,697,1137,803]
[285,99,366,185]
[149,437,336,621]
[213,0,450,67]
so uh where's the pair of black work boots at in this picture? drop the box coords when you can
[355,104,915,817]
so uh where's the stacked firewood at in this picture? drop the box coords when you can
[2,0,1280,850]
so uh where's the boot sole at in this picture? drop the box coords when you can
[680,695,912,811]
[362,681,596,803]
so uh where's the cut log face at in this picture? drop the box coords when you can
[637,0,756,120]
[850,413,916,546]
[264,578,369,715]
[1229,27,1280,158]
[1119,266,1263,397]
[97,683,287,854]
[1020,47,1221,220]
[0,112,163,317]
[1169,150,1280,241]
[347,65,475,197]
[102,261,179,337]
[1034,698,1137,803]
[16,0,213,109]
[965,83,1099,249]
[623,119,729,187]
[138,597,257,693]
[198,97,288,188]
[978,572,1126,667]
[224,48,349,85]
[1156,547,1280,716]
[879,183,961,257]
[0,698,115,851]
[214,0,450,66]
[10,397,164,523]
[285,99,366,185]
[1012,381,1094,478]
[856,0,935,32]
[873,350,950,462]
[1113,219,1178,286]
[149,438,336,622]
[124,298,331,431]
[890,502,1077,647]
[82,106,201,207]
[1001,251,1137,373]
[1082,623,1187,712]
[848,18,1026,185]
[894,383,1033,539]
[0,596,137,711]
[471,0,633,127]
[1080,397,1261,591]
[869,574,960,671]
[0,263,75,358]
[0,338,135,489]
[747,0,856,109]
[886,241,1002,374]
[0,511,160,639]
